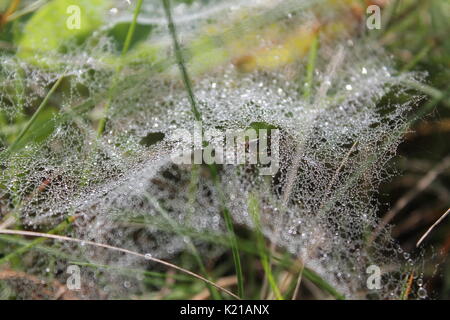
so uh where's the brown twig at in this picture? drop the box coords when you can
[292,260,305,300]
[371,155,450,242]
[0,229,240,299]
[417,208,450,247]
[0,0,20,29]
[402,271,414,300]
[192,276,237,300]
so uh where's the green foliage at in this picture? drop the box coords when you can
[107,22,153,53]
[17,0,106,63]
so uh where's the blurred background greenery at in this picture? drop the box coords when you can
[374,0,450,299]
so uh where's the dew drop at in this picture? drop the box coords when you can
[144,253,152,260]
[417,287,427,299]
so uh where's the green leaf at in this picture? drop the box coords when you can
[17,0,106,63]
[107,22,153,53]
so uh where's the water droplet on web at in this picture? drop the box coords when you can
[417,287,427,299]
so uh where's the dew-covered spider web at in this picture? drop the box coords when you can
[0,0,429,299]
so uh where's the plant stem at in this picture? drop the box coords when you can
[0,216,74,266]
[145,193,221,299]
[122,0,144,56]
[6,74,64,154]
[97,0,144,136]
[248,193,283,300]
[209,164,245,298]
[0,228,241,299]
[302,267,345,300]
[161,0,244,298]
[303,34,318,100]
[161,0,201,121]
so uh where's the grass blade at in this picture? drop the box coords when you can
[97,0,144,136]
[248,193,283,300]
[0,228,240,300]
[303,33,318,100]
[162,0,244,298]
[6,74,64,154]
[161,0,201,121]
[0,216,73,265]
